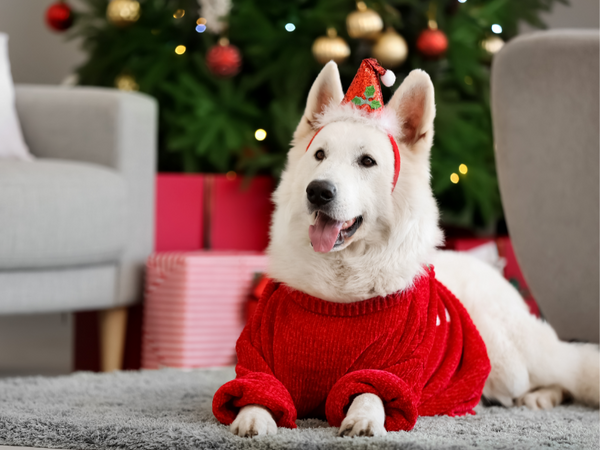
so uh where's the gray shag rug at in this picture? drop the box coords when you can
[0,367,598,450]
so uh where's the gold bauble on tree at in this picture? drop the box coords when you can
[372,28,408,68]
[346,1,383,40]
[482,35,504,55]
[312,28,351,64]
[115,74,139,91]
[107,0,140,27]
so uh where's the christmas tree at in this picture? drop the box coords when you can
[62,0,564,230]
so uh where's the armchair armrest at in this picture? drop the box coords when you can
[14,85,158,306]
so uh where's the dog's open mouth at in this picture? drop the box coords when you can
[309,212,363,253]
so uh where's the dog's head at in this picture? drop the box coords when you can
[268,61,443,301]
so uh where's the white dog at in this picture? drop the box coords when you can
[229,61,599,437]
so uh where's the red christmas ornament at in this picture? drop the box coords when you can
[45,1,73,32]
[206,39,242,78]
[416,28,448,58]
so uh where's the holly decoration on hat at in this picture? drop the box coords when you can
[351,85,382,110]
[45,1,74,32]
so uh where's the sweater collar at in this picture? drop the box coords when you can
[278,268,432,317]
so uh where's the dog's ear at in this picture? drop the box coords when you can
[294,61,344,141]
[386,69,435,148]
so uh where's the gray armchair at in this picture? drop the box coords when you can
[492,29,599,343]
[0,85,157,370]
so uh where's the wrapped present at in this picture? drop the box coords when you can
[207,175,275,251]
[142,251,268,369]
[155,174,204,252]
[154,174,274,252]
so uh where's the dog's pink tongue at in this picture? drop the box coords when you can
[309,214,344,253]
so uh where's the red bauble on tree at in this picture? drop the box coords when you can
[206,38,242,78]
[416,28,448,58]
[45,1,73,32]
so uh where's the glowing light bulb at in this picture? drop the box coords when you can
[197,18,207,25]
[195,24,206,33]
[175,45,186,55]
[459,164,468,174]
[491,24,503,34]
[450,173,459,184]
[458,0,466,3]
[285,23,296,32]
[255,129,267,141]
[173,9,185,19]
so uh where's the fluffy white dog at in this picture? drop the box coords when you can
[229,61,599,437]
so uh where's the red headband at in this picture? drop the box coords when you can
[305,126,401,191]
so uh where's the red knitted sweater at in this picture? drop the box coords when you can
[212,266,491,432]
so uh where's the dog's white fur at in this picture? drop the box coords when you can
[230,61,600,437]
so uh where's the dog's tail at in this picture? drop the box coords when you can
[556,341,600,407]
[530,322,600,407]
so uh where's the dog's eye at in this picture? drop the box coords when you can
[360,156,376,168]
[315,149,325,161]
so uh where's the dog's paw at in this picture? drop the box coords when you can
[338,415,387,437]
[338,393,386,437]
[516,385,565,410]
[230,405,277,437]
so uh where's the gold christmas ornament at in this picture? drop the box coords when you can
[372,28,408,68]
[114,74,139,91]
[312,28,351,64]
[482,35,504,54]
[106,0,140,27]
[346,1,383,40]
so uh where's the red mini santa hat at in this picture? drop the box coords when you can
[342,58,396,111]
[306,58,400,189]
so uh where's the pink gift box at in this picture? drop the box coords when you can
[142,251,268,369]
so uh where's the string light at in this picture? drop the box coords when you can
[173,9,185,19]
[285,23,295,32]
[450,173,459,184]
[196,24,206,33]
[458,0,466,2]
[175,45,186,55]
[491,24,502,34]
[255,129,267,141]
[197,18,207,25]
[459,164,468,174]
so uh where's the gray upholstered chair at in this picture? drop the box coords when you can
[0,86,157,370]
[492,29,599,343]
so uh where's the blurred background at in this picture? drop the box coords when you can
[0,0,597,376]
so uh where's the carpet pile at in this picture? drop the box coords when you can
[0,367,597,449]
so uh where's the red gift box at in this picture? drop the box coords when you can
[155,174,204,252]
[155,174,275,252]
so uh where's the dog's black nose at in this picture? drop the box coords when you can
[306,180,337,206]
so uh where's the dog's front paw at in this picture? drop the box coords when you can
[339,415,387,437]
[230,405,277,437]
[338,393,387,437]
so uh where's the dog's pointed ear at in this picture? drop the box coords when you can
[386,69,435,148]
[294,61,344,141]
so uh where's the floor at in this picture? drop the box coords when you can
[0,313,72,377]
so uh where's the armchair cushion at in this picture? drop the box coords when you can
[0,159,128,270]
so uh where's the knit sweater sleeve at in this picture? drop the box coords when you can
[212,283,297,429]
[325,358,424,432]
